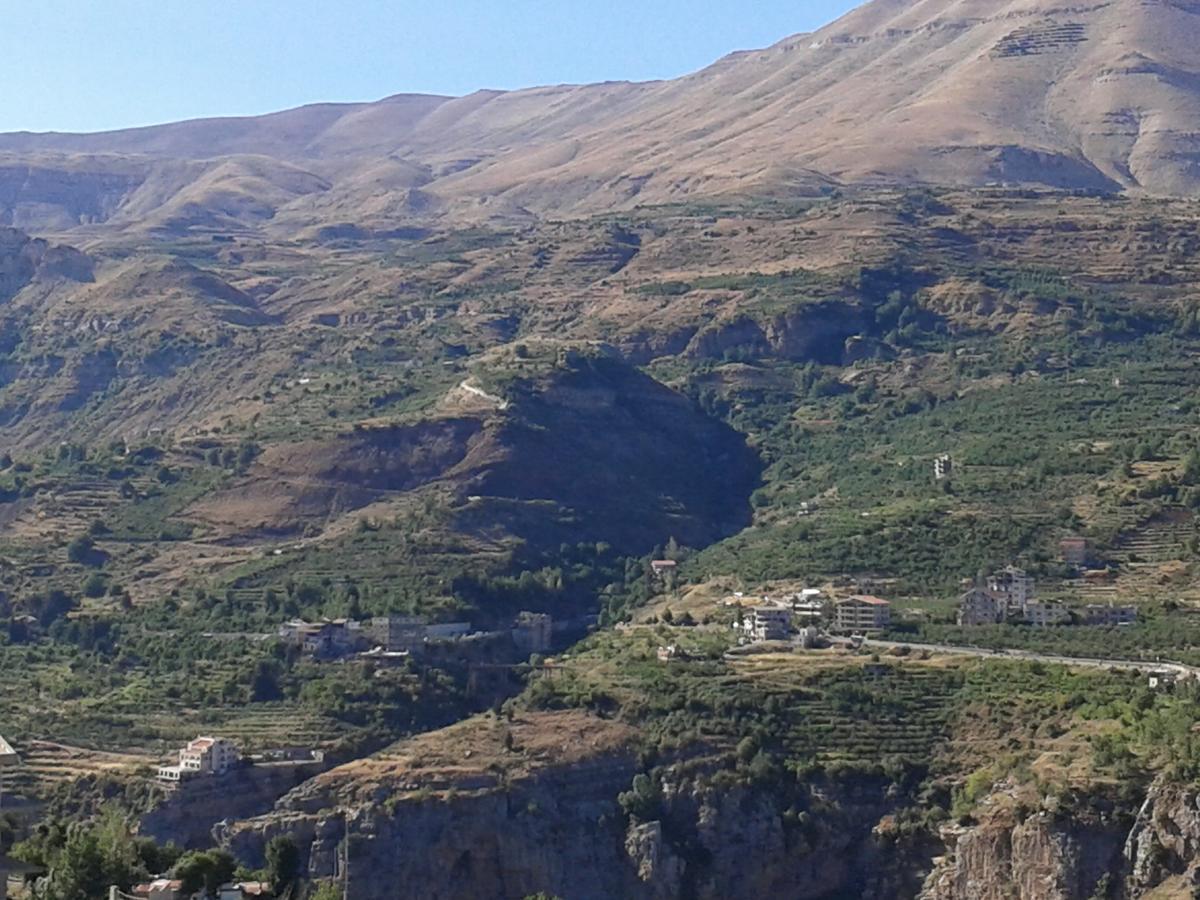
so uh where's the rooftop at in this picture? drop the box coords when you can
[843,595,890,607]
[134,879,184,892]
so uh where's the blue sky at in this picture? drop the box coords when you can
[3,1,860,134]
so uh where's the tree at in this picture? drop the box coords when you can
[174,849,236,897]
[250,660,283,702]
[14,812,146,900]
[266,835,302,895]
[617,773,662,822]
[66,535,96,566]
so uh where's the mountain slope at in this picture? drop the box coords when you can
[3,0,1200,232]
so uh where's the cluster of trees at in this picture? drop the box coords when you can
[203,440,260,472]
[12,815,307,900]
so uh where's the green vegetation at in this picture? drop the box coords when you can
[8,189,1200,879]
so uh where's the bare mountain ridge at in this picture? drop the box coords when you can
[3,0,1200,233]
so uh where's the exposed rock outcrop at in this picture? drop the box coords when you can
[139,760,329,849]
[1125,779,1200,896]
[0,227,92,302]
[223,712,933,900]
[922,809,1126,900]
[684,302,867,365]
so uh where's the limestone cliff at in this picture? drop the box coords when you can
[219,721,1200,900]
[1124,779,1200,897]
[139,760,329,850]
[921,805,1127,900]
[920,778,1200,900]
[222,711,932,900]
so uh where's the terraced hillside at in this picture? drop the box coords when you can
[221,626,1197,899]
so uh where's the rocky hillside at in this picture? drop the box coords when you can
[186,347,760,558]
[3,0,1200,232]
[213,632,1200,900]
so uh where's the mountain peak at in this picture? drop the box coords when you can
[2,0,1199,233]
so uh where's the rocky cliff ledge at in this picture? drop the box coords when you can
[139,759,330,849]
[222,710,938,899]
[220,722,1200,900]
[921,777,1200,900]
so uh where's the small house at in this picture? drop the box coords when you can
[512,611,553,654]
[791,589,828,625]
[957,587,1006,626]
[934,454,953,482]
[0,855,41,900]
[1021,601,1071,628]
[1082,603,1138,627]
[747,607,791,642]
[987,566,1035,613]
[1060,537,1091,569]
[158,736,239,784]
[131,879,187,900]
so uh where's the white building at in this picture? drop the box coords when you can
[131,879,187,900]
[791,589,828,625]
[834,596,892,633]
[1022,601,1071,628]
[987,566,1035,614]
[1082,603,1138,627]
[158,736,239,784]
[745,607,791,642]
[934,454,953,481]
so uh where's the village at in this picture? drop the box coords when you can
[274,609,558,664]
[0,456,1161,900]
[0,539,1171,899]
[652,529,1142,664]
[0,607,577,900]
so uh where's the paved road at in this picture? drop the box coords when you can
[858,637,1200,679]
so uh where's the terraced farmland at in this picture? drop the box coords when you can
[3,741,152,797]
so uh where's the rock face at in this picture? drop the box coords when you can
[220,751,1200,900]
[683,303,869,366]
[0,227,92,302]
[138,760,329,849]
[1125,779,1200,895]
[922,809,1127,900]
[225,745,929,900]
[920,780,1200,900]
[228,749,647,900]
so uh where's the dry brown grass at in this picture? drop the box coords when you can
[316,710,636,801]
